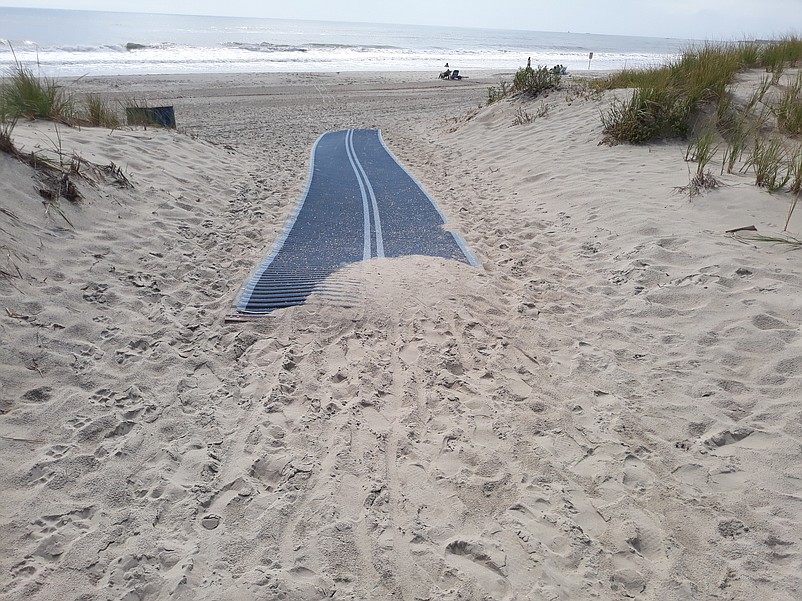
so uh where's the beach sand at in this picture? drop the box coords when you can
[1,70,801,600]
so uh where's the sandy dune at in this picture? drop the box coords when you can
[1,71,801,600]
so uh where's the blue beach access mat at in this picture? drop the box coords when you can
[229,129,479,318]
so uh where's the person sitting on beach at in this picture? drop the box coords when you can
[439,62,452,79]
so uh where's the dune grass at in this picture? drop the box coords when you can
[744,136,791,192]
[0,97,17,154]
[720,117,752,174]
[780,142,802,231]
[686,129,719,173]
[0,61,75,122]
[84,94,121,129]
[487,79,510,104]
[600,86,692,143]
[512,65,563,97]
[790,143,802,196]
[0,53,158,140]
[598,37,802,145]
[775,72,802,134]
[487,64,564,104]
[761,35,802,75]
[0,118,17,154]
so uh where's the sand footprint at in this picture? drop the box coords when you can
[6,557,41,596]
[445,538,512,601]
[21,386,53,405]
[622,451,656,492]
[115,337,155,365]
[506,502,573,558]
[44,444,74,460]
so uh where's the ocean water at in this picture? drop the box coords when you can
[0,7,691,77]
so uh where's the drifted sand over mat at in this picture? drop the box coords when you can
[1,71,801,600]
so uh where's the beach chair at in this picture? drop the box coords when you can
[449,70,462,80]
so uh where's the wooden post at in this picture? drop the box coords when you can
[588,51,594,70]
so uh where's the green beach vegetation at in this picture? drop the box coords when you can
[595,37,802,146]
[487,64,565,104]
[775,71,802,134]
[0,52,165,155]
[0,62,76,123]
[85,93,122,129]
[594,35,802,228]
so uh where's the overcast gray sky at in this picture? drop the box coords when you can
[1,1,800,39]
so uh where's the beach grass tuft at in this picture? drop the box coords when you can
[600,86,691,144]
[487,79,510,104]
[720,116,751,175]
[511,102,550,126]
[775,72,802,134]
[85,94,121,129]
[488,65,564,105]
[761,35,802,76]
[744,136,791,192]
[686,129,719,175]
[512,106,533,125]
[785,143,802,230]
[789,142,802,196]
[677,169,721,199]
[0,99,17,155]
[1,61,75,122]
[679,128,722,197]
[512,65,562,97]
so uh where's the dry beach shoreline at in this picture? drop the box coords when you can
[1,70,801,600]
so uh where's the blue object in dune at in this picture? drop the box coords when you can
[125,106,176,128]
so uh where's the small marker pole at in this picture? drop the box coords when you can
[588,51,594,70]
